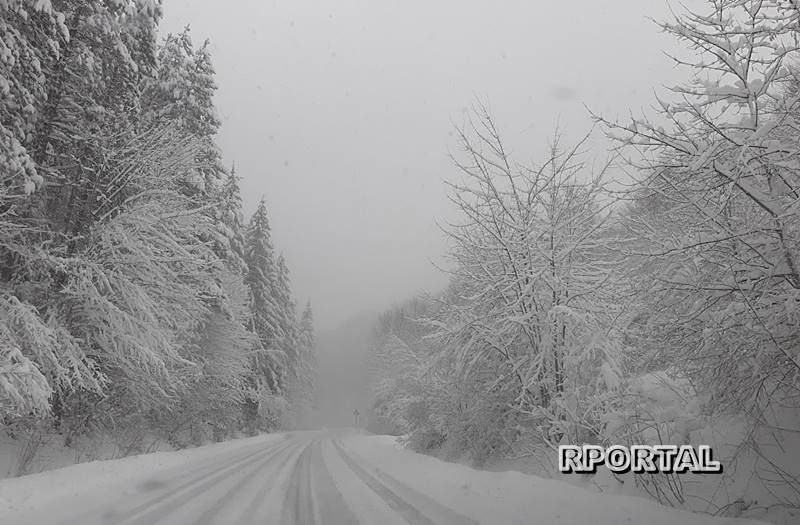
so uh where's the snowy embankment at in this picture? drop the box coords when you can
[0,432,285,518]
[339,434,769,525]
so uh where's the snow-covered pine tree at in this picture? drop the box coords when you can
[0,0,302,453]
[215,165,248,273]
[0,0,165,425]
[298,302,317,389]
[284,301,317,428]
[142,29,247,317]
[0,0,160,264]
[143,27,225,197]
[298,301,317,403]
[275,254,299,371]
[0,0,56,206]
[243,198,286,400]
[32,1,160,237]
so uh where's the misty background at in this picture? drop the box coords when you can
[159,0,689,426]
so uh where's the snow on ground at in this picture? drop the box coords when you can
[456,370,800,525]
[0,431,286,519]
[339,433,771,525]
[0,431,161,479]
[320,438,408,525]
[0,430,784,525]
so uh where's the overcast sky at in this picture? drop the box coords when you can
[160,0,689,332]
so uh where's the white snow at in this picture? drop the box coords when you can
[0,432,284,522]
[320,439,408,525]
[0,431,781,525]
[338,434,771,525]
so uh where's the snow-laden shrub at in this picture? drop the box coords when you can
[599,369,704,506]
[601,368,800,519]
[0,294,103,419]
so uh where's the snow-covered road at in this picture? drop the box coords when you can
[0,430,769,525]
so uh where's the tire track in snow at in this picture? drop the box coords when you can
[191,439,305,525]
[52,438,289,525]
[105,439,295,525]
[309,440,359,525]
[281,441,318,524]
[332,439,479,525]
[280,440,360,525]
[233,437,306,524]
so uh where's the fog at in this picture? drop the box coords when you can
[314,312,377,427]
[156,0,699,428]
[160,0,686,337]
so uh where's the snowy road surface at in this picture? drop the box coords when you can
[0,430,768,525]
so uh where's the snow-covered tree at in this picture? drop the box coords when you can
[143,27,224,196]
[285,301,317,429]
[163,270,255,446]
[438,104,623,448]
[0,0,55,205]
[595,0,800,510]
[0,0,307,456]
[214,165,247,273]
[275,254,298,369]
[243,198,286,398]
[298,302,317,394]
[54,125,218,429]
[597,0,800,426]
[0,293,102,419]
[370,333,423,432]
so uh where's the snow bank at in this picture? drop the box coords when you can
[0,431,173,479]
[600,370,800,524]
[341,434,770,525]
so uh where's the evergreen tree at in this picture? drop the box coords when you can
[0,0,309,454]
[275,254,298,371]
[243,198,285,395]
[143,27,225,196]
[285,301,316,428]
[298,302,316,376]
[0,0,165,427]
[215,165,247,273]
